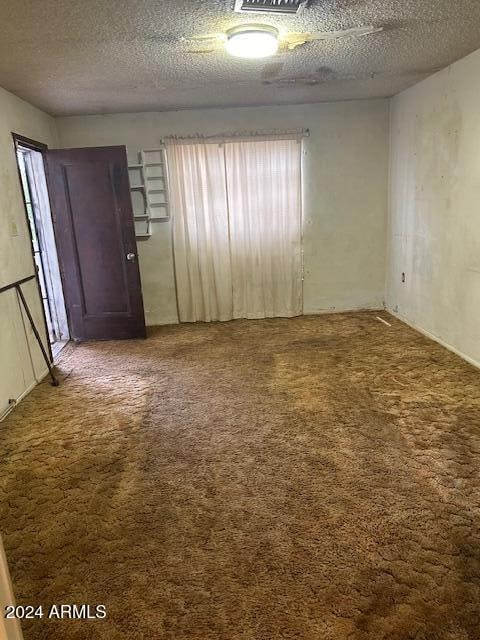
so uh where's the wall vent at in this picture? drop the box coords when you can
[234,0,309,15]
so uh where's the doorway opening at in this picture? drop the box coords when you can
[13,136,70,358]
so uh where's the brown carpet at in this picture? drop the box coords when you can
[1,312,480,640]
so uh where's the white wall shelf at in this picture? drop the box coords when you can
[127,146,170,239]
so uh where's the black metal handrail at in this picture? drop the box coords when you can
[0,274,58,386]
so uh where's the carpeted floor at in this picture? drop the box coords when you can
[1,312,480,640]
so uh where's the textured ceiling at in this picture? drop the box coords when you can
[1,0,480,116]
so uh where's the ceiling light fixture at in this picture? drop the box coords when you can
[225,25,279,59]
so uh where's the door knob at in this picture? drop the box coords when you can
[126,252,136,261]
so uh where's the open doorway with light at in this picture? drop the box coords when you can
[13,135,70,358]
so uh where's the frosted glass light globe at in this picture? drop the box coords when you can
[225,26,279,59]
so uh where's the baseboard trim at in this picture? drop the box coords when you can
[150,307,386,328]
[146,317,179,327]
[0,368,49,422]
[387,309,480,371]
[304,306,384,316]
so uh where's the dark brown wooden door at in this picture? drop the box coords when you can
[46,146,146,341]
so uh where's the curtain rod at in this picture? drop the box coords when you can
[162,128,309,145]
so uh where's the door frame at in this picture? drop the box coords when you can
[12,133,70,362]
[0,535,24,639]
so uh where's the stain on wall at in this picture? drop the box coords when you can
[387,49,480,366]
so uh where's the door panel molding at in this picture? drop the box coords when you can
[46,146,146,341]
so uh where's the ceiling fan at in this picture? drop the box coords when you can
[185,24,384,58]
[260,64,443,87]
[261,64,361,85]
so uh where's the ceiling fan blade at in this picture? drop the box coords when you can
[188,48,218,54]
[183,33,226,43]
[308,25,384,41]
[282,33,310,50]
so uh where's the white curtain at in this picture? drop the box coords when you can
[167,137,302,323]
[225,139,302,319]
[167,143,233,322]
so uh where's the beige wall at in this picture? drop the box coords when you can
[387,49,480,367]
[57,100,390,325]
[0,87,58,415]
